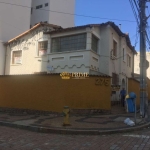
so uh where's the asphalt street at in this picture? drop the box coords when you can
[0,126,150,150]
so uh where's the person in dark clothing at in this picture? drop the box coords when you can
[120,88,126,107]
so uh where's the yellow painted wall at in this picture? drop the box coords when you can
[0,75,111,112]
[128,78,140,106]
[147,78,150,101]
[128,78,150,107]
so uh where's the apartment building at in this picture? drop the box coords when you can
[31,0,75,28]
[0,0,32,75]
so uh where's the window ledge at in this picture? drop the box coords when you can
[48,49,87,55]
[11,64,22,66]
[35,55,47,58]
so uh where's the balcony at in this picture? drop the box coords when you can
[47,50,100,73]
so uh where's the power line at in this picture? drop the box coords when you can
[134,27,139,47]
[129,0,140,26]
[0,1,137,23]
[133,0,139,11]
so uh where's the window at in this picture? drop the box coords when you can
[36,6,39,9]
[112,40,117,57]
[51,34,86,53]
[45,3,48,7]
[12,51,22,64]
[92,35,98,53]
[112,73,119,85]
[38,41,48,56]
[123,48,124,61]
[39,5,42,8]
[36,5,43,9]
[127,54,131,67]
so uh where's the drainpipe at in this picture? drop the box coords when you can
[3,44,7,75]
[132,47,135,78]
[2,42,7,75]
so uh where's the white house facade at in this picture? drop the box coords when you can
[5,23,61,75]
[5,22,137,101]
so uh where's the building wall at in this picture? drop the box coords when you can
[128,78,150,107]
[0,0,31,41]
[0,42,6,75]
[5,26,53,75]
[98,26,110,75]
[147,78,150,101]
[0,75,111,112]
[31,0,50,27]
[5,24,135,79]
[5,26,102,75]
[128,78,140,106]
[31,0,75,28]
[0,0,32,75]
[102,26,134,101]
[49,27,100,74]
[134,52,150,79]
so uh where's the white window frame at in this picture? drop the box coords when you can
[35,38,49,57]
[11,50,23,65]
[112,39,117,57]
[127,54,131,67]
[123,48,126,62]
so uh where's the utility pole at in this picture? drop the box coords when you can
[139,0,149,120]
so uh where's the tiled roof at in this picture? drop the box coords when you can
[5,23,62,45]
[5,21,137,54]
[46,21,137,54]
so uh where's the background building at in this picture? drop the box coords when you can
[134,52,150,79]
[31,0,75,28]
[0,0,32,75]
[0,0,75,75]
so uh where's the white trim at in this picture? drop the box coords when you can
[50,31,87,38]
[69,54,84,61]
[92,31,101,39]
[35,38,49,57]
[48,49,100,57]
[11,50,23,65]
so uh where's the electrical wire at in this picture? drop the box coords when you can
[134,26,139,48]
[133,0,139,12]
[0,1,137,23]
[129,0,140,26]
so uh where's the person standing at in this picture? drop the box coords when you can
[120,88,126,107]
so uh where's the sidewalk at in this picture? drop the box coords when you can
[0,106,149,135]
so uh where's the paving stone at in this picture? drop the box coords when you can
[0,120,149,149]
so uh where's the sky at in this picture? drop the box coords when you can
[75,0,150,52]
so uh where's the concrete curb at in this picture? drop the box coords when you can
[0,121,150,135]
